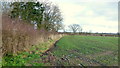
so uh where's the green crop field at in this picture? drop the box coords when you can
[2,35,118,66]
[51,35,118,66]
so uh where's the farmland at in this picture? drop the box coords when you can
[48,35,118,66]
[2,35,118,66]
[1,1,118,67]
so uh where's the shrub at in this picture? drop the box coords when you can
[2,14,50,55]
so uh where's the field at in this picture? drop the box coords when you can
[49,35,118,66]
[2,35,118,66]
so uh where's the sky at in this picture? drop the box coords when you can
[42,0,119,33]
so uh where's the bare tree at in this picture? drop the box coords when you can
[43,2,63,32]
[78,26,82,34]
[68,24,80,33]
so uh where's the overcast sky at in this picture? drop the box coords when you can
[44,0,119,33]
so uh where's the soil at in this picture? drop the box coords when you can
[39,40,116,66]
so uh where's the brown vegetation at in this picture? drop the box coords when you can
[2,14,63,56]
[58,32,118,37]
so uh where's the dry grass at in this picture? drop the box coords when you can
[2,14,63,56]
